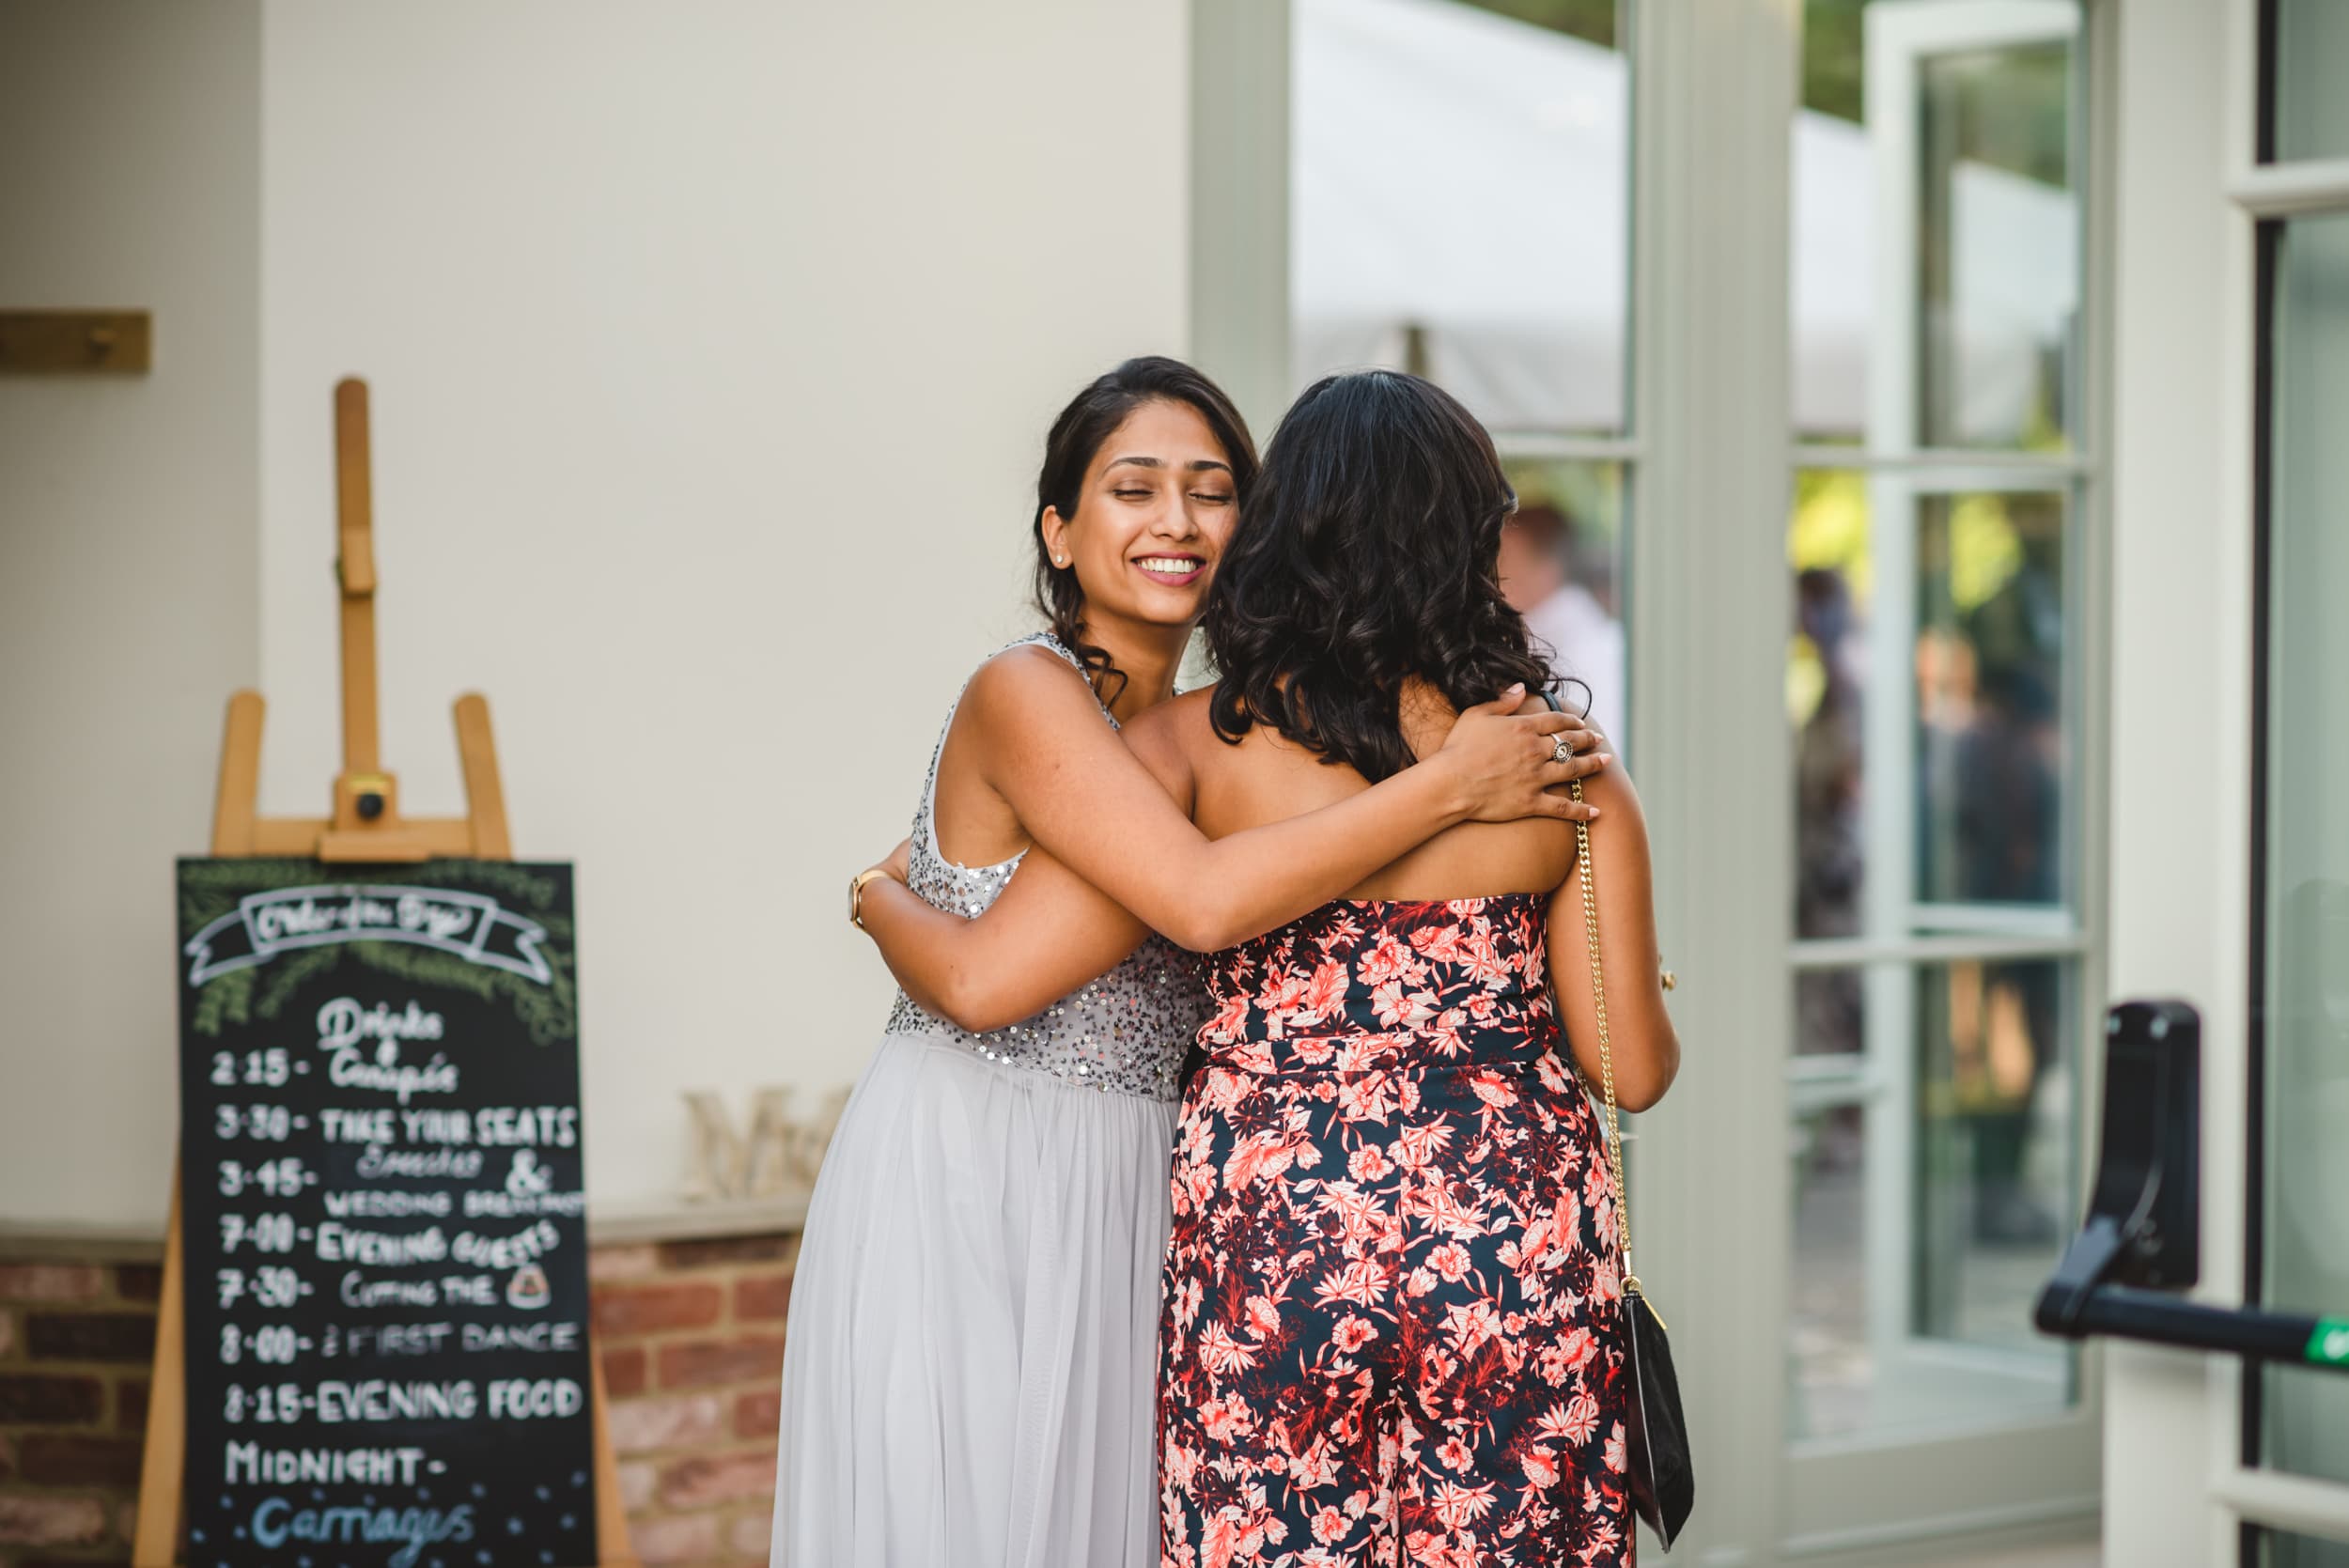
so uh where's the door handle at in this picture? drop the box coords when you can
[2035,1001,2349,1374]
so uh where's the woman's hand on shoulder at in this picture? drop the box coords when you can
[1437,686,1611,824]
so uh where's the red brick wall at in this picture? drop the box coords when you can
[591,1233,797,1566]
[0,1234,796,1568]
[0,1263,158,1564]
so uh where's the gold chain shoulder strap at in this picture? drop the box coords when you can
[1568,775,1642,1306]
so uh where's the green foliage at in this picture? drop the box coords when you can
[366,939,579,1048]
[192,966,256,1038]
[1461,0,1618,49]
[179,857,326,934]
[253,947,347,1024]
[1803,0,1868,122]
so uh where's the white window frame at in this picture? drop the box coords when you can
[1793,0,2099,1450]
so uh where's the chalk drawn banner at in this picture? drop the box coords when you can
[186,885,552,987]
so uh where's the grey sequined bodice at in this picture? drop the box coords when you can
[882,635,1206,1102]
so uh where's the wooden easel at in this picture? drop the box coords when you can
[133,379,636,1567]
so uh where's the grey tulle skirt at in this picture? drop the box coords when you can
[769,1031,1177,1568]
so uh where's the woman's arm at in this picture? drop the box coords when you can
[952,647,1595,954]
[1547,762,1679,1113]
[860,697,1213,1030]
[863,660,1611,1030]
[860,847,1147,1032]
[859,690,1202,1031]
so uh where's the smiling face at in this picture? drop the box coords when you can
[1039,397,1237,636]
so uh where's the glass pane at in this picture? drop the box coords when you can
[1915,958,2075,1326]
[2271,0,2349,163]
[2260,212,2349,1487]
[1788,959,2077,1442]
[2258,1526,2349,1568]
[1790,1098,1870,1436]
[1915,41,2078,451]
[1913,489,2069,912]
[1791,1,2081,451]
[1499,458,1627,753]
[1797,969,1866,1059]
[1790,473,2075,939]
[1290,0,1630,435]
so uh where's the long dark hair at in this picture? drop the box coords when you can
[1033,357,1259,704]
[1205,369,1551,782]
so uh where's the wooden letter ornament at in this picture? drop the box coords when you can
[682,1088,849,1203]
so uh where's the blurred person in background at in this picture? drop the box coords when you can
[1498,500,1627,763]
[1914,556,2064,1248]
[1946,584,2064,1248]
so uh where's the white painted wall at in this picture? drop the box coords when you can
[255,0,1192,1216]
[0,0,1190,1227]
[0,0,262,1228]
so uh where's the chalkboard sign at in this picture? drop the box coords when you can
[176,859,597,1568]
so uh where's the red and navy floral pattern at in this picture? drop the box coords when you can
[1159,896,1633,1568]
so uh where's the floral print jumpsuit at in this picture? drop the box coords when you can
[1158,896,1634,1568]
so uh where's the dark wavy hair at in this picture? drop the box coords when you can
[1033,357,1259,705]
[1205,369,1554,783]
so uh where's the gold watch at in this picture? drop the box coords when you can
[848,867,889,930]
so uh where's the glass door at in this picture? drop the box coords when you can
[1778,0,2103,1547]
[2245,1,2349,1558]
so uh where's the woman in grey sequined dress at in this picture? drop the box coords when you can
[770,359,1592,1568]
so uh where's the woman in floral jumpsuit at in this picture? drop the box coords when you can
[1159,893,1637,1567]
[1154,372,1679,1566]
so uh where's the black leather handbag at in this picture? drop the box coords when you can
[1569,778,1695,1551]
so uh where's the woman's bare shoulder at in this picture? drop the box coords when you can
[957,641,1102,727]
